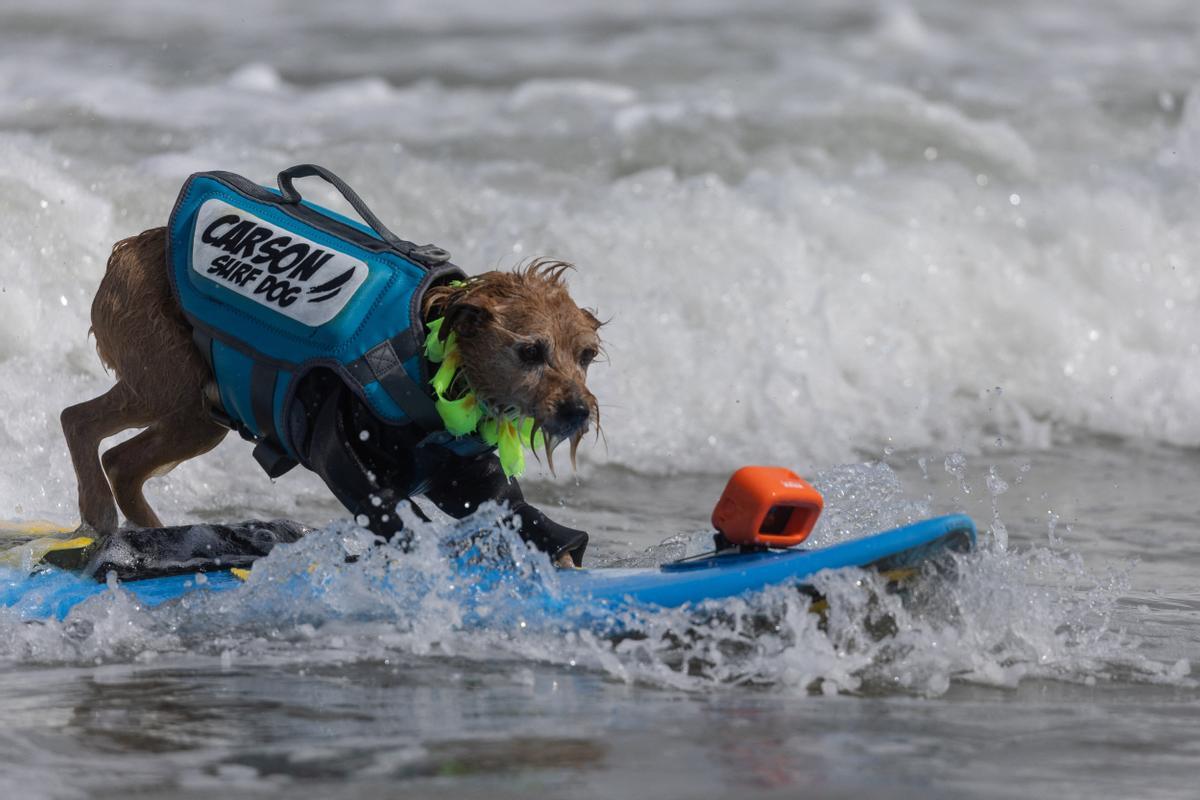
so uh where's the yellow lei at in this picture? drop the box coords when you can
[425,317,544,478]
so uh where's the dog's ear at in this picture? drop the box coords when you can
[441,300,493,341]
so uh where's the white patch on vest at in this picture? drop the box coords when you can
[190,199,369,327]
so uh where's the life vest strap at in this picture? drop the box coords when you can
[195,326,299,476]
[193,326,258,444]
[192,328,215,371]
[253,439,298,479]
[344,329,418,384]
[249,362,298,477]
[250,362,280,443]
[361,338,442,431]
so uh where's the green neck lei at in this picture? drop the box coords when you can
[424,317,544,479]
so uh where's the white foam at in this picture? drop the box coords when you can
[0,496,1188,695]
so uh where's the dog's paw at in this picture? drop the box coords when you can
[71,522,105,537]
[553,551,579,569]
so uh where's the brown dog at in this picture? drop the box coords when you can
[62,227,602,563]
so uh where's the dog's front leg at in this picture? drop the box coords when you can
[423,453,588,567]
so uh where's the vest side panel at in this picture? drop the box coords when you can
[210,342,260,437]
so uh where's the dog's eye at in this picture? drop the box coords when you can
[579,347,598,367]
[517,341,546,366]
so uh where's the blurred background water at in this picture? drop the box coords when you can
[0,1,1198,797]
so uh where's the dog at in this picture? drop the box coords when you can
[61,222,603,568]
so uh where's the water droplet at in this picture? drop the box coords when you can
[986,466,1009,550]
[944,451,971,494]
[986,466,1009,497]
[1047,510,1063,546]
[1009,193,1021,206]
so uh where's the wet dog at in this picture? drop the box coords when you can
[61,228,602,566]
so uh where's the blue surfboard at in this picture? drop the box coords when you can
[559,513,974,610]
[0,514,975,625]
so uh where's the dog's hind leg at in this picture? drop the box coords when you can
[100,414,227,528]
[76,226,225,530]
[60,381,153,534]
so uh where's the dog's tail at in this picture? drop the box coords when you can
[90,237,140,375]
[89,227,178,379]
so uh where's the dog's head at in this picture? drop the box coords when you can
[423,260,603,468]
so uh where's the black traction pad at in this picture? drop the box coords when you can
[41,520,310,582]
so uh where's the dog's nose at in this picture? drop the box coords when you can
[554,399,591,432]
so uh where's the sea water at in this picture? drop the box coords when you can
[0,1,1198,797]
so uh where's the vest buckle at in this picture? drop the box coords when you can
[409,244,451,265]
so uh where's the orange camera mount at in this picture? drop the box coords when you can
[710,466,824,551]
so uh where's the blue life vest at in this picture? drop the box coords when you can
[166,164,471,478]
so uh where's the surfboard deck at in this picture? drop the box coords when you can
[0,514,975,625]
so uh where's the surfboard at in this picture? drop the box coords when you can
[0,514,975,625]
[559,513,973,610]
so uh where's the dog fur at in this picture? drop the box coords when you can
[62,227,602,536]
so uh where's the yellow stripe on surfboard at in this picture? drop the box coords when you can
[0,532,93,568]
[0,520,79,539]
[0,519,87,567]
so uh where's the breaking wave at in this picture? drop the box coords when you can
[1,0,1200,520]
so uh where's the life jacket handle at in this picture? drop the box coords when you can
[275,163,451,265]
